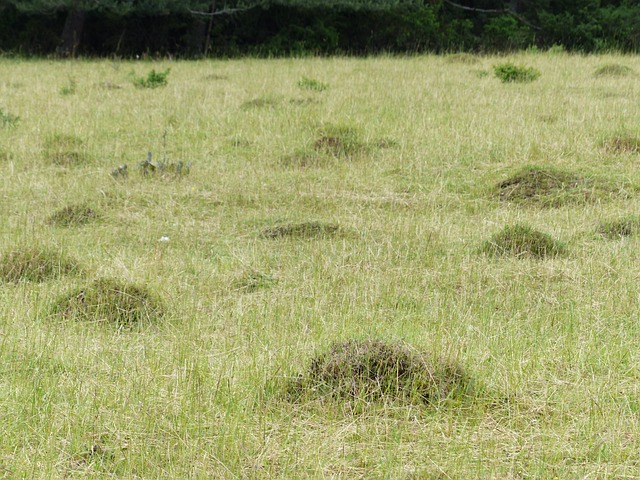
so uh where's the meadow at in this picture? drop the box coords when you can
[1,52,640,478]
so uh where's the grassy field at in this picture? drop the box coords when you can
[2,52,640,478]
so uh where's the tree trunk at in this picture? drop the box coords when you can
[203,0,216,57]
[188,19,208,57]
[58,8,87,57]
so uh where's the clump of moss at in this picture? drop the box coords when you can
[287,339,474,405]
[314,125,367,158]
[47,204,99,227]
[481,224,567,259]
[496,165,613,207]
[0,247,82,283]
[594,64,633,77]
[53,277,163,325]
[597,216,640,239]
[43,133,90,166]
[262,221,342,239]
[600,133,640,154]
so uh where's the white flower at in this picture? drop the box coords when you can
[159,236,170,243]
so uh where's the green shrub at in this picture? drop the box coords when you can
[133,68,170,89]
[493,63,540,83]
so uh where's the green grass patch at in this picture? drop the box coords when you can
[481,224,567,259]
[0,108,19,127]
[132,68,170,88]
[53,277,164,326]
[297,76,329,91]
[493,63,540,83]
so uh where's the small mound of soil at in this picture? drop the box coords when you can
[262,221,342,239]
[43,133,90,166]
[53,277,163,325]
[597,216,640,239]
[241,96,280,110]
[601,134,640,154]
[481,224,566,259]
[287,339,473,405]
[496,166,605,207]
[0,247,82,283]
[594,64,633,77]
[279,149,330,169]
[314,125,366,157]
[47,204,99,227]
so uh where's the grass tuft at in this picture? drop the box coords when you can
[0,246,82,283]
[0,108,20,127]
[42,133,90,166]
[495,165,614,207]
[493,63,540,83]
[287,339,474,405]
[47,204,99,227]
[597,216,640,239]
[261,221,342,239]
[53,277,163,326]
[297,76,329,91]
[480,223,566,259]
[279,148,329,168]
[446,53,480,64]
[593,64,633,77]
[241,96,280,110]
[232,270,278,293]
[314,124,366,157]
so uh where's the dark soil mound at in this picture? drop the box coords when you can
[53,277,163,325]
[597,216,640,239]
[0,247,82,283]
[287,339,473,405]
[481,224,566,259]
[496,166,610,207]
[47,204,99,227]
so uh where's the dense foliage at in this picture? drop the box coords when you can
[0,0,639,56]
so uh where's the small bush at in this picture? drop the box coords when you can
[297,76,329,91]
[133,68,170,89]
[47,204,99,227]
[493,63,540,83]
[0,108,19,127]
[262,221,342,239]
[481,224,566,259]
[594,64,633,77]
[287,339,474,405]
[42,133,89,166]
[0,247,82,283]
[53,277,163,326]
[597,216,640,239]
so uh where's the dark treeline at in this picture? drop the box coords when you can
[1,1,639,57]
